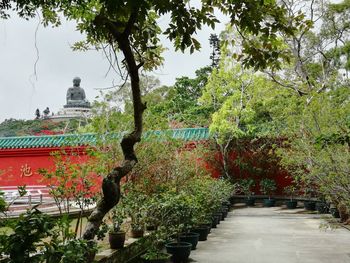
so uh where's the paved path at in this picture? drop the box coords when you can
[190,206,350,263]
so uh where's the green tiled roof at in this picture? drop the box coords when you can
[0,128,210,149]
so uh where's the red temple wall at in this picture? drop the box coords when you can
[0,144,292,195]
[203,147,292,195]
[0,147,90,188]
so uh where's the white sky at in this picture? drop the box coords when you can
[0,13,227,122]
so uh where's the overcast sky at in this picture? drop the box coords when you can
[0,12,227,122]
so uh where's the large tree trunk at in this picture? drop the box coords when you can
[83,15,145,241]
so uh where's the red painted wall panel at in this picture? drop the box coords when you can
[0,147,92,188]
[0,143,292,195]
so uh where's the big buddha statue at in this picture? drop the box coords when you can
[64,77,91,108]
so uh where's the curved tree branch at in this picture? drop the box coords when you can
[83,10,146,242]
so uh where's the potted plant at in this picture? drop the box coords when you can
[329,204,341,218]
[283,185,298,209]
[239,179,256,206]
[260,178,277,207]
[165,242,192,263]
[302,185,317,211]
[178,232,200,250]
[108,207,126,249]
[161,192,193,263]
[190,201,211,241]
[122,186,147,238]
[140,228,171,263]
[144,197,161,231]
[315,195,329,214]
[130,215,145,238]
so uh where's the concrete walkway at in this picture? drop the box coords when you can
[190,206,350,263]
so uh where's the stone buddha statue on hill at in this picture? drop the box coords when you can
[64,77,91,108]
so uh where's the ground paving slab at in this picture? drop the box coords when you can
[189,205,350,263]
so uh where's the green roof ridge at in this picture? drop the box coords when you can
[0,128,209,149]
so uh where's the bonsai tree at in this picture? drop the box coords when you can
[239,178,256,197]
[284,185,298,202]
[260,178,277,207]
[140,210,171,262]
[110,205,126,234]
[107,205,127,249]
[238,178,256,206]
[122,186,148,237]
[283,184,299,209]
[260,178,277,200]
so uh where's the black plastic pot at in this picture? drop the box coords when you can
[220,208,228,219]
[165,242,192,263]
[179,232,200,250]
[215,212,222,224]
[245,197,256,206]
[316,202,328,214]
[214,212,222,223]
[263,198,275,207]
[229,196,235,205]
[285,200,297,209]
[220,211,225,220]
[211,215,220,228]
[304,201,316,211]
[202,223,212,233]
[109,231,126,249]
[330,208,340,218]
[191,226,209,241]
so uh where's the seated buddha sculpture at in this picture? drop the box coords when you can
[64,77,91,108]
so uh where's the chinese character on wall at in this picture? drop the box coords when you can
[20,164,33,177]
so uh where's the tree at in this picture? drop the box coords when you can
[151,66,213,127]
[2,0,301,246]
[209,34,221,68]
[218,0,350,218]
[200,61,288,179]
[261,0,350,98]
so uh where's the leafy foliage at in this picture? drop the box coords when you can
[0,119,81,137]
[259,178,277,198]
[148,67,214,127]
[0,208,56,263]
[238,178,256,196]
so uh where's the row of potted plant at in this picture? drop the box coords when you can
[237,178,337,215]
[105,177,235,263]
